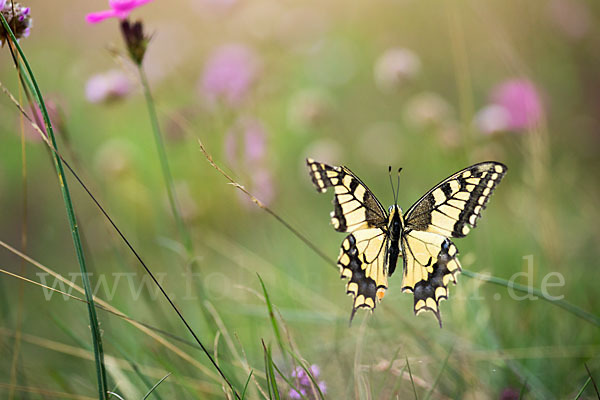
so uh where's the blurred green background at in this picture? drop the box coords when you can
[1,0,600,398]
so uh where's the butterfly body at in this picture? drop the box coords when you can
[307,158,507,327]
[386,205,403,277]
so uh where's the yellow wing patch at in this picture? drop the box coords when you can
[405,162,507,238]
[307,159,387,233]
[401,230,461,327]
[338,228,388,319]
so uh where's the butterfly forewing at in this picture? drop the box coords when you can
[307,159,387,232]
[404,162,507,238]
[307,158,389,318]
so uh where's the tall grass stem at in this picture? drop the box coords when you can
[138,66,192,254]
[0,13,109,399]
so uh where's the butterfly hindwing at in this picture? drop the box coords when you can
[401,230,461,327]
[338,228,388,318]
[307,158,389,317]
[404,162,507,238]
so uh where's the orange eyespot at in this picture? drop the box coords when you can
[376,289,386,300]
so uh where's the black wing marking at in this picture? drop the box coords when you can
[401,230,461,327]
[338,228,389,320]
[307,158,387,232]
[404,162,507,238]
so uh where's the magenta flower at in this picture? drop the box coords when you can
[85,70,133,104]
[490,79,543,132]
[86,0,153,24]
[200,44,259,108]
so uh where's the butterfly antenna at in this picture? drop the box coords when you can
[395,168,402,205]
[388,166,396,203]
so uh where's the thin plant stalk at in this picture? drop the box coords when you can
[0,83,241,397]
[137,65,192,254]
[8,53,27,400]
[0,14,109,400]
[461,270,600,327]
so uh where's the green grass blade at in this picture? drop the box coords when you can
[262,341,280,400]
[375,345,402,399]
[584,364,600,399]
[461,269,600,327]
[137,66,192,254]
[262,341,273,399]
[405,355,418,400]
[519,379,528,400]
[241,370,253,400]
[0,13,108,400]
[270,360,310,400]
[423,346,453,400]
[257,274,286,361]
[142,372,171,400]
[574,377,591,400]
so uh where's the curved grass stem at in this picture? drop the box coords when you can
[0,13,108,399]
[461,270,600,327]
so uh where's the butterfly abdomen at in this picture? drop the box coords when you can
[387,206,403,276]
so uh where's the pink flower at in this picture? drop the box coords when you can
[85,70,133,103]
[86,0,153,24]
[200,44,259,108]
[490,79,543,131]
[224,117,267,167]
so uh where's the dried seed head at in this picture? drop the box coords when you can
[120,19,149,65]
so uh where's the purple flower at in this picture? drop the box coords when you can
[500,387,520,400]
[200,44,259,108]
[0,1,32,44]
[85,70,133,104]
[86,0,153,24]
[289,365,326,399]
[490,79,543,132]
